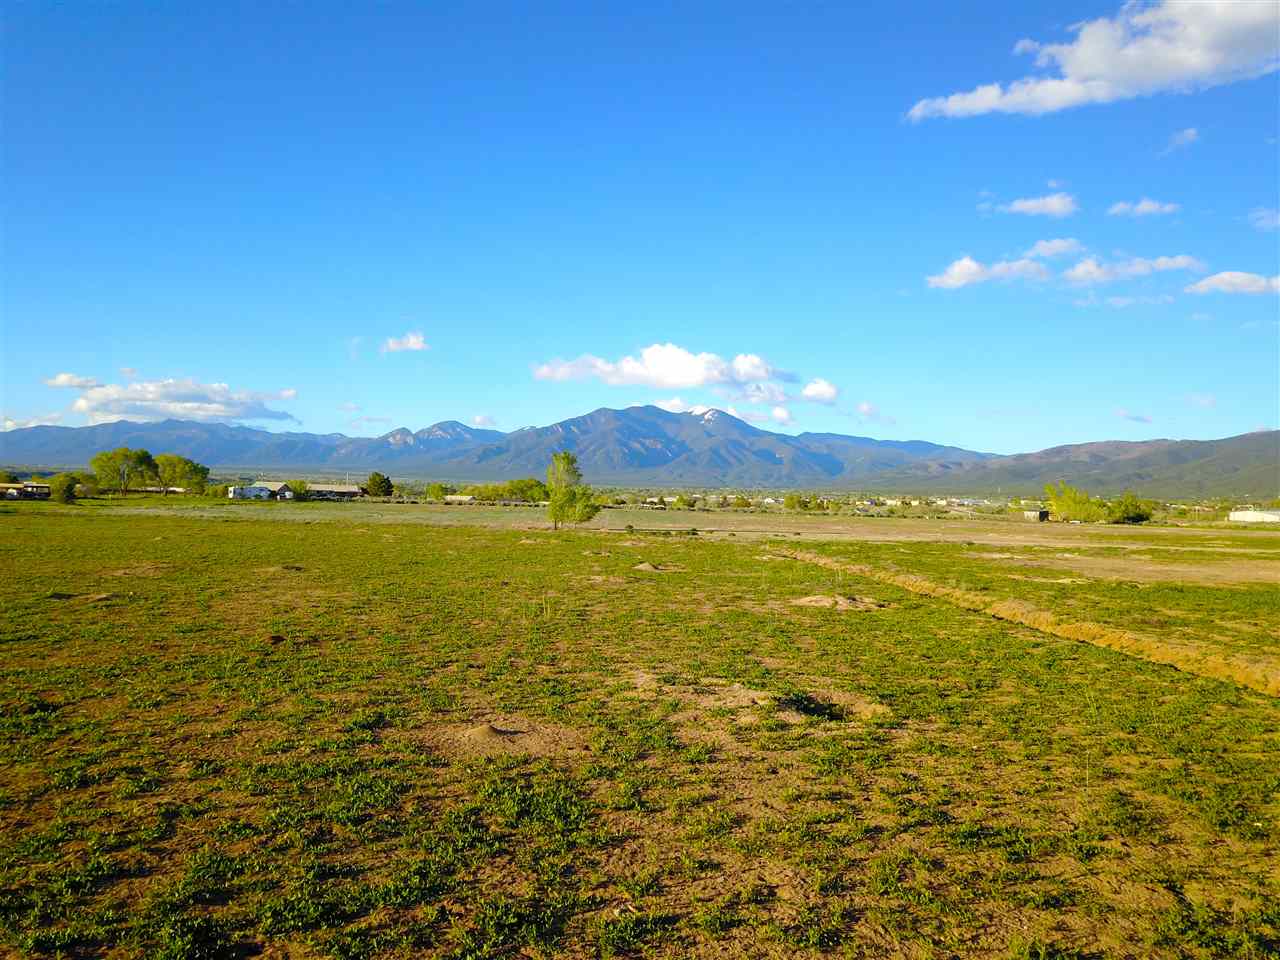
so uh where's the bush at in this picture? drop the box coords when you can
[48,473,78,504]
[1107,492,1154,524]
[366,472,393,497]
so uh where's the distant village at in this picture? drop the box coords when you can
[4,452,1278,525]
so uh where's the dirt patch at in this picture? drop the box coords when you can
[425,715,588,759]
[518,538,542,545]
[104,563,170,578]
[689,680,773,709]
[585,575,626,585]
[633,561,684,573]
[789,594,891,612]
[973,550,1280,586]
[775,549,1280,698]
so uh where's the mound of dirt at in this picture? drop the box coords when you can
[633,561,684,573]
[432,716,587,758]
[789,594,889,611]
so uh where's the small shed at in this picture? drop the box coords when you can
[1023,509,1049,522]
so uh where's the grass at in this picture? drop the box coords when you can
[0,502,1277,957]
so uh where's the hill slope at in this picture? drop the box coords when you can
[1,408,1274,495]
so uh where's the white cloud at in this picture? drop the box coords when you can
[771,406,793,426]
[1248,207,1280,232]
[1162,127,1200,153]
[339,401,361,412]
[44,372,101,389]
[1063,258,1112,285]
[534,343,777,389]
[2,413,63,431]
[1046,178,1064,189]
[1188,393,1217,408]
[1025,237,1082,258]
[471,415,497,427]
[928,255,1049,288]
[1108,198,1180,216]
[908,3,1280,120]
[70,378,298,425]
[731,353,773,382]
[741,381,788,404]
[1186,271,1280,294]
[1064,254,1205,285]
[801,378,839,404]
[381,331,428,353]
[999,193,1078,217]
[1116,408,1153,424]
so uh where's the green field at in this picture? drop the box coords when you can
[2,501,1278,959]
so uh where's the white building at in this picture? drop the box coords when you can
[1228,509,1280,523]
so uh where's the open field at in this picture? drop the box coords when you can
[2,502,1278,958]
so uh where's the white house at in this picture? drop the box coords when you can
[1228,509,1280,523]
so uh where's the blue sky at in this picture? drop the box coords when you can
[2,1,1277,454]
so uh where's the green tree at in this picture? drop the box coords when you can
[783,493,806,511]
[425,482,456,501]
[90,447,157,497]
[546,450,599,529]
[155,454,210,495]
[286,479,309,500]
[48,473,79,504]
[1107,492,1154,524]
[1043,481,1106,522]
[0,470,18,484]
[72,471,98,496]
[366,472,393,497]
[733,495,752,508]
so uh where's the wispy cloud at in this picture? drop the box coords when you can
[999,193,1078,217]
[1064,254,1205,286]
[2,413,63,431]
[381,331,428,353]
[471,415,497,427]
[927,255,1049,289]
[1161,127,1199,154]
[1024,237,1082,258]
[1116,408,1153,424]
[1248,207,1279,232]
[908,2,1278,120]
[1107,198,1179,217]
[1188,393,1216,408]
[68,378,298,425]
[1185,271,1280,295]
[43,372,102,389]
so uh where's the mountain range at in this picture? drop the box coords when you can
[1,406,1275,496]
